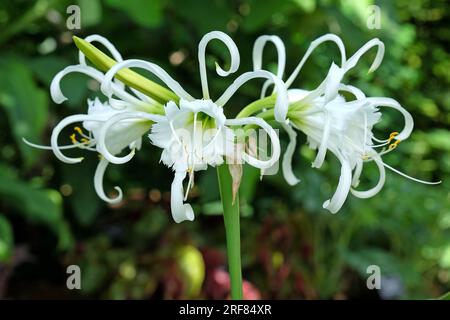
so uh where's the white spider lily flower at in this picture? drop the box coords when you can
[24,98,162,204]
[252,34,440,213]
[25,35,169,205]
[95,31,287,223]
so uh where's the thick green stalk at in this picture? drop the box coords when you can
[73,36,178,104]
[217,165,243,300]
[236,95,276,119]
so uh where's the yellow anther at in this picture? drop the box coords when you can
[70,133,78,144]
[80,138,90,144]
[388,139,401,150]
[387,131,399,143]
[74,126,84,135]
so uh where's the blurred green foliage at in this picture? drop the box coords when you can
[0,0,448,299]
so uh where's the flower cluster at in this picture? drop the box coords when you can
[26,32,439,222]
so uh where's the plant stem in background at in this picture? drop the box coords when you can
[217,165,243,300]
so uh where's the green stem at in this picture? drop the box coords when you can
[236,95,276,119]
[217,165,243,300]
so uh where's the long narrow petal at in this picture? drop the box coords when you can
[198,31,240,99]
[322,149,352,213]
[281,123,300,185]
[311,112,331,168]
[50,114,104,163]
[101,59,194,101]
[351,156,386,198]
[79,34,123,66]
[351,158,363,187]
[252,35,286,79]
[339,83,366,100]
[171,169,195,223]
[225,117,280,170]
[97,111,163,164]
[94,157,123,204]
[365,97,413,141]
[50,64,143,106]
[216,70,288,122]
[285,34,347,88]
[344,38,384,73]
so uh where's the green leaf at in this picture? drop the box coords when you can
[438,291,450,300]
[105,0,163,28]
[0,57,48,168]
[0,163,73,250]
[0,214,14,262]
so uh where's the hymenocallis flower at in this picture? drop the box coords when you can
[24,35,165,204]
[26,32,288,223]
[250,34,440,213]
[97,31,287,222]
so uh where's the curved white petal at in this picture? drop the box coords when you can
[351,155,386,198]
[50,114,104,164]
[51,65,103,104]
[260,80,273,99]
[322,150,352,214]
[101,59,194,101]
[225,117,280,169]
[351,158,363,187]
[94,157,123,204]
[198,31,240,99]
[171,169,195,223]
[97,111,163,164]
[216,70,288,122]
[281,123,300,185]
[365,97,413,141]
[339,83,366,100]
[285,34,347,88]
[311,112,331,168]
[344,38,384,73]
[252,35,286,79]
[79,34,123,66]
[51,64,143,106]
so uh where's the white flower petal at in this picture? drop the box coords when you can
[198,31,240,99]
[216,70,288,122]
[351,158,363,187]
[285,33,347,88]
[281,123,300,185]
[225,117,280,170]
[339,84,366,100]
[365,97,413,141]
[101,59,194,101]
[50,114,104,164]
[97,111,163,164]
[322,150,352,213]
[351,155,386,198]
[79,34,123,66]
[344,38,384,73]
[252,35,286,79]
[171,169,195,223]
[94,157,123,204]
[311,112,331,168]
[50,64,143,106]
